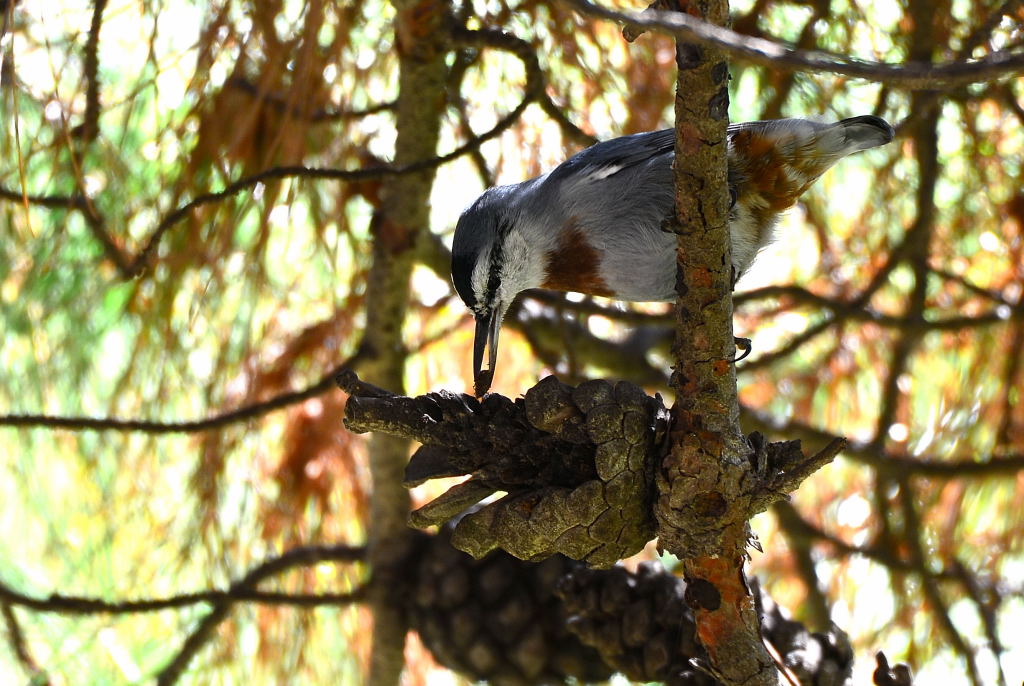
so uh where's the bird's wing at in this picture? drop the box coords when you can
[546,129,676,184]
[546,124,760,185]
[724,120,768,134]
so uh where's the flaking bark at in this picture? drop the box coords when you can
[660,0,781,683]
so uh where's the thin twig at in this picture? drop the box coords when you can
[447,48,496,187]
[951,560,1008,686]
[0,582,366,614]
[0,185,88,209]
[537,92,598,146]
[2,602,49,683]
[767,436,847,494]
[741,407,1024,478]
[896,481,983,685]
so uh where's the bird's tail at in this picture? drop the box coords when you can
[729,115,894,164]
[829,115,896,155]
[728,115,894,208]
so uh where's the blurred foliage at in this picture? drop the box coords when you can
[1,0,1023,684]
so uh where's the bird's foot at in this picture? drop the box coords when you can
[732,337,752,362]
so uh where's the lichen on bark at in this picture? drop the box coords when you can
[658,0,783,683]
[359,0,451,683]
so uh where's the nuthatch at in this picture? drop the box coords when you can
[452,116,895,395]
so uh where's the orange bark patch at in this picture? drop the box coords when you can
[690,266,714,288]
[686,555,757,650]
[541,219,615,297]
[675,121,703,157]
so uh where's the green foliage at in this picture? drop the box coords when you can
[1,0,1023,684]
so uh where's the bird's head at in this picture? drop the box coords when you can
[451,185,546,396]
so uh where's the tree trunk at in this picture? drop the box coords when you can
[658,0,780,683]
[360,0,450,683]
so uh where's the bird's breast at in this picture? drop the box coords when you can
[539,216,678,302]
[540,218,616,297]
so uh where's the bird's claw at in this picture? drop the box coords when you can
[731,337,752,363]
[659,216,682,234]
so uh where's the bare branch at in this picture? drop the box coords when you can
[1,603,48,683]
[157,607,229,686]
[0,353,364,433]
[150,543,366,686]
[737,284,1024,333]
[896,481,983,685]
[2,543,366,686]
[0,185,88,209]
[76,0,108,142]
[564,0,1024,88]
[741,408,1024,478]
[537,92,599,146]
[0,580,365,614]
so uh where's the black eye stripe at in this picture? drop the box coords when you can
[484,218,513,310]
[451,253,477,311]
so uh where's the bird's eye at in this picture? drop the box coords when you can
[728,187,738,209]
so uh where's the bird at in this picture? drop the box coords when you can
[451,115,895,396]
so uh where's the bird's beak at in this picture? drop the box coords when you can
[473,308,502,397]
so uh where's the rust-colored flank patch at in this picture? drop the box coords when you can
[541,218,615,297]
[730,129,825,212]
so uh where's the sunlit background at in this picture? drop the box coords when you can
[2,0,1023,683]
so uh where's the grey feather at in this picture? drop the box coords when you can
[452,115,895,312]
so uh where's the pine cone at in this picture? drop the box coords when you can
[408,534,857,685]
[404,377,667,567]
[757,586,853,686]
[557,564,855,686]
[341,370,839,567]
[556,561,716,685]
[408,528,614,685]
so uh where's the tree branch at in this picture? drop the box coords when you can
[0,185,88,209]
[0,23,544,282]
[537,91,599,146]
[564,0,1024,88]
[77,0,108,142]
[741,408,1024,478]
[655,0,784,683]
[154,543,366,686]
[1,603,47,684]
[896,480,983,686]
[0,544,364,617]
[0,354,364,433]
[0,581,365,614]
